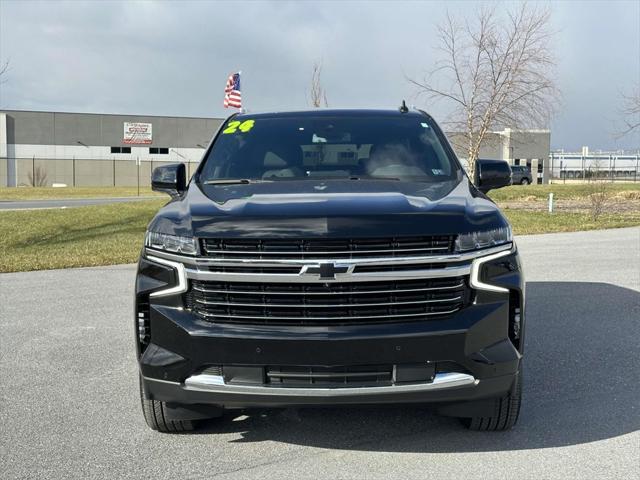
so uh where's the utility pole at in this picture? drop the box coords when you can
[137,156,140,196]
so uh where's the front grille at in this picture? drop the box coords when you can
[266,365,393,387]
[185,277,469,325]
[201,236,455,259]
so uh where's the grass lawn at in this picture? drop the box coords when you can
[1,184,639,272]
[0,199,165,272]
[503,210,640,235]
[0,186,161,201]
[488,182,640,202]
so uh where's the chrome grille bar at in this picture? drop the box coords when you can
[193,296,462,308]
[184,264,471,283]
[200,236,455,259]
[147,243,513,269]
[193,307,462,321]
[201,246,451,256]
[191,281,465,295]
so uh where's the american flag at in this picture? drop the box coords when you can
[223,72,242,109]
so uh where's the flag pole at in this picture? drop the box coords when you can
[238,70,245,113]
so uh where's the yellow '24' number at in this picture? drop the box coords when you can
[222,119,255,134]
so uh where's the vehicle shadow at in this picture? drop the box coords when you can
[197,281,639,452]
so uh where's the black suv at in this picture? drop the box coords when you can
[511,165,533,185]
[136,109,524,433]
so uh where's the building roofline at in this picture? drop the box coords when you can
[500,128,551,134]
[0,108,224,121]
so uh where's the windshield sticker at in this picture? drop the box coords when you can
[222,119,255,134]
[420,122,429,128]
[432,169,445,175]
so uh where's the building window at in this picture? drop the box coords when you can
[149,147,169,155]
[514,159,520,166]
[111,147,131,154]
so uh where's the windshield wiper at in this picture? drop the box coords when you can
[348,176,401,181]
[203,179,262,185]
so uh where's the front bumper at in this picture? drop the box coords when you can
[144,372,517,414]
[136,244,525,414]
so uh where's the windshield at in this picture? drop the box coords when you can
[198,115,460,183]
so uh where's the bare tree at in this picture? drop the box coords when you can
[588,156,606,182]
[618,86,640,136]
[409,4,559,179]
[310,61,328,108]
[0,59,9,83]
[28,166,48,187]
[587,180,609,221]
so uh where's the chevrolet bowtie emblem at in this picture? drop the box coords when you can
[301,262,352,280]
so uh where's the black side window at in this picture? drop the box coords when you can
[150,147,169,155]
[111,146,131,154]
[482,163,510,175]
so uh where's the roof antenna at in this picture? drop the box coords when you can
[399,100,409,113]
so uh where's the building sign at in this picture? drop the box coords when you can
[123,122,152,144]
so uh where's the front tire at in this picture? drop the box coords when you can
[462,368,522,431]
[520,178,530,185]
[139,376,197,433]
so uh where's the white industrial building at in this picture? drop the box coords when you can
[548,148,639,180]
[447,128,551,184]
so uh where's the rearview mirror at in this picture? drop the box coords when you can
[151,163,186,197]
[474,159,512,194]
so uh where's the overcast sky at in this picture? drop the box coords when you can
[1,0,638,150]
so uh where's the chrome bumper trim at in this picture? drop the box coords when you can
[160,372,479,397]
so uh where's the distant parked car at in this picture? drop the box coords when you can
[511,165,533,185]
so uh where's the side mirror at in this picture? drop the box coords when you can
[474,159,512,194]
[151,163,186,197]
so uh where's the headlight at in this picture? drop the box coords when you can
[455,226,512,252]
[145,231,197,255]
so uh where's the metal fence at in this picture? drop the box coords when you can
[548,153,640,183]
[3,153,639,188]
[1,157,201,189]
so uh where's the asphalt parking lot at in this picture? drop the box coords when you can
[1,227,639,479]
[0,196,157,210]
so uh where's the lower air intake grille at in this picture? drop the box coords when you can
[266,365,393,387]
[185,277,469,325]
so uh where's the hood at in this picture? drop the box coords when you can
[148,178,509,239]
